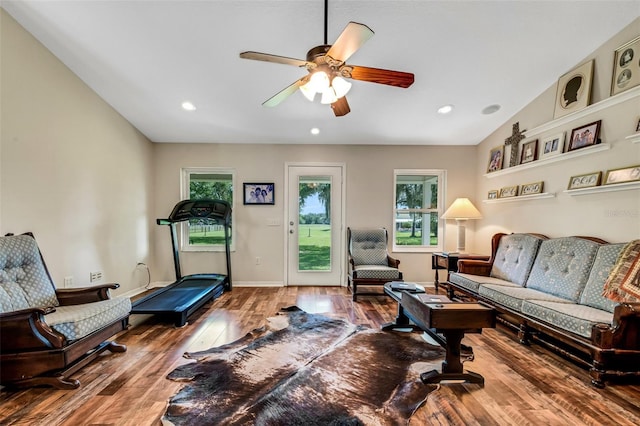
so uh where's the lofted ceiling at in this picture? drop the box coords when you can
[3,0,639,146]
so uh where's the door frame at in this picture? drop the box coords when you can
[283,162,347,287]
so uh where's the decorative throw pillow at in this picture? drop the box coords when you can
[602,240,640,302]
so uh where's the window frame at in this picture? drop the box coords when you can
[392,169,446,253]
[180,167,236,252]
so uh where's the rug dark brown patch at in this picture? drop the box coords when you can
[162,307,444,425]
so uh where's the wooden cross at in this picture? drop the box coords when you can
[504,122,526,167]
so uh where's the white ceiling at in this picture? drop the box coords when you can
[3,1,639,145]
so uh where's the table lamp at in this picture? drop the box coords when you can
[441,198,482,252]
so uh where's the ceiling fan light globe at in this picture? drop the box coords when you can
[307,71,330,93]
[299,84,317,102]
[331,76,352,98]
[320,87,338,105]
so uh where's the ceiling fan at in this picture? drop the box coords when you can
[239,0,414,117]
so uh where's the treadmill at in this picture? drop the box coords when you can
[131,199,232,326]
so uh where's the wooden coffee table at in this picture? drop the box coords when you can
[383,283,495,385]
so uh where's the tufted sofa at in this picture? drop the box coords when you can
[446,232,640,387]
[0,233,131,389]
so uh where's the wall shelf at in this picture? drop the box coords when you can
[484,143,611,178]
[564,181,640,196]
[524,85,640,138]
[483,192,555,204]
[625,133,640,144]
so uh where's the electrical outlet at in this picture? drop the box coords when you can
[64,276,73,287]
[90,271,103,283]
[256,257,261,265]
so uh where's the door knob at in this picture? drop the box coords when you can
[289,229,294,234]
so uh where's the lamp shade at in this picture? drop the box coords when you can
[441,198,482,220]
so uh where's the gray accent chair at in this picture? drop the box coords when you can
[347,227,403,301]
[0,233,131,389]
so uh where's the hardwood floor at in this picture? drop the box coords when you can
[1,286,640,425]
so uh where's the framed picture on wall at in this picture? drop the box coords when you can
[243,183,274,205]
[568,120,601,152]
[540,132,565,159]
[554,60,594,119]
[611,36,640,96]
[486,146,504,173]
[519,139,538,164]
[487,190,499,199]
[603,165,640,185]
[498,185,519,198]
[520,181,544,195]
[567,171,602,190]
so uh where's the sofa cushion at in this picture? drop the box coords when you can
[0,234,59,311]
[479,284,572,312]
[490,233,544,286]
[45,296,132,341]
[526,237,600,302]
[579,243,626,313]
[521,300,613,339]
[449,272,520,294]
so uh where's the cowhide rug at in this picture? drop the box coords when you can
[163,307,445,425]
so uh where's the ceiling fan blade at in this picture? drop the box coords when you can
[326,22,374,64]
[331,96,350,117]
[240,51,308,68]
[347,65,414,88]
[262,77,308,107]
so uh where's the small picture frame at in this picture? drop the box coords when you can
[487,146,504,173]
[567,172,602,190]
[498,185,519,198]
[520,181,544,195]
[568,120,601,152]
[540,132,565,160]
[554,60,594,119]
[519,139,538,164]
[243,183,274,205]
[611,36,640,96]
[603,165,640,185]
[487,190,498,200]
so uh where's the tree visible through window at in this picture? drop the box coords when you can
[181,168,235,251]
[393,170,445,252]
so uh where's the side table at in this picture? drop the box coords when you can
[431,252,489,293]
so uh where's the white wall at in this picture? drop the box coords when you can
[0,10,155,295]
[153,143,478,285]
[473,18,640,253]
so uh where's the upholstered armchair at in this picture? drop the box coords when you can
[0,233,131,389]
[347,227,403,301]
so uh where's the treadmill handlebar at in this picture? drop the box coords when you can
[157,199,232,225]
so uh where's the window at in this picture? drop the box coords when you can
[393,170,445,252]
[181,168,235,251]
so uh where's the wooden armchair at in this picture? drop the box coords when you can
[347,227,403,301]
[0,233,131,389]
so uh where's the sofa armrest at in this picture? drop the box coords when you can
[387,255,400,268]
[592,303,640,349]
[0,307,66,351]
[56,283,120,305]
[457,259,492,276]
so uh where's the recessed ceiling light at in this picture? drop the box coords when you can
[437,104,454,114]
[482,104,501,115]
[310,127,320,135]
[181,101,196,111]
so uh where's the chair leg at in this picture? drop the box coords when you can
[352,282,357,301]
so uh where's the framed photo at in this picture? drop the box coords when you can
[554,60,594,119]
[519,139,538,164]
[520,181,544,195]
[567,171,602,190]
[498,185,519,198]
[540,132,565,159]
[486,146,504,173]
[568,120,601,152]
[603,165,640,185]
[243,183,274,205]
[611,36,640,96]
[487,190,498,200]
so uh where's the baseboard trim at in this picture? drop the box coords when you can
[233,281,284,287]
